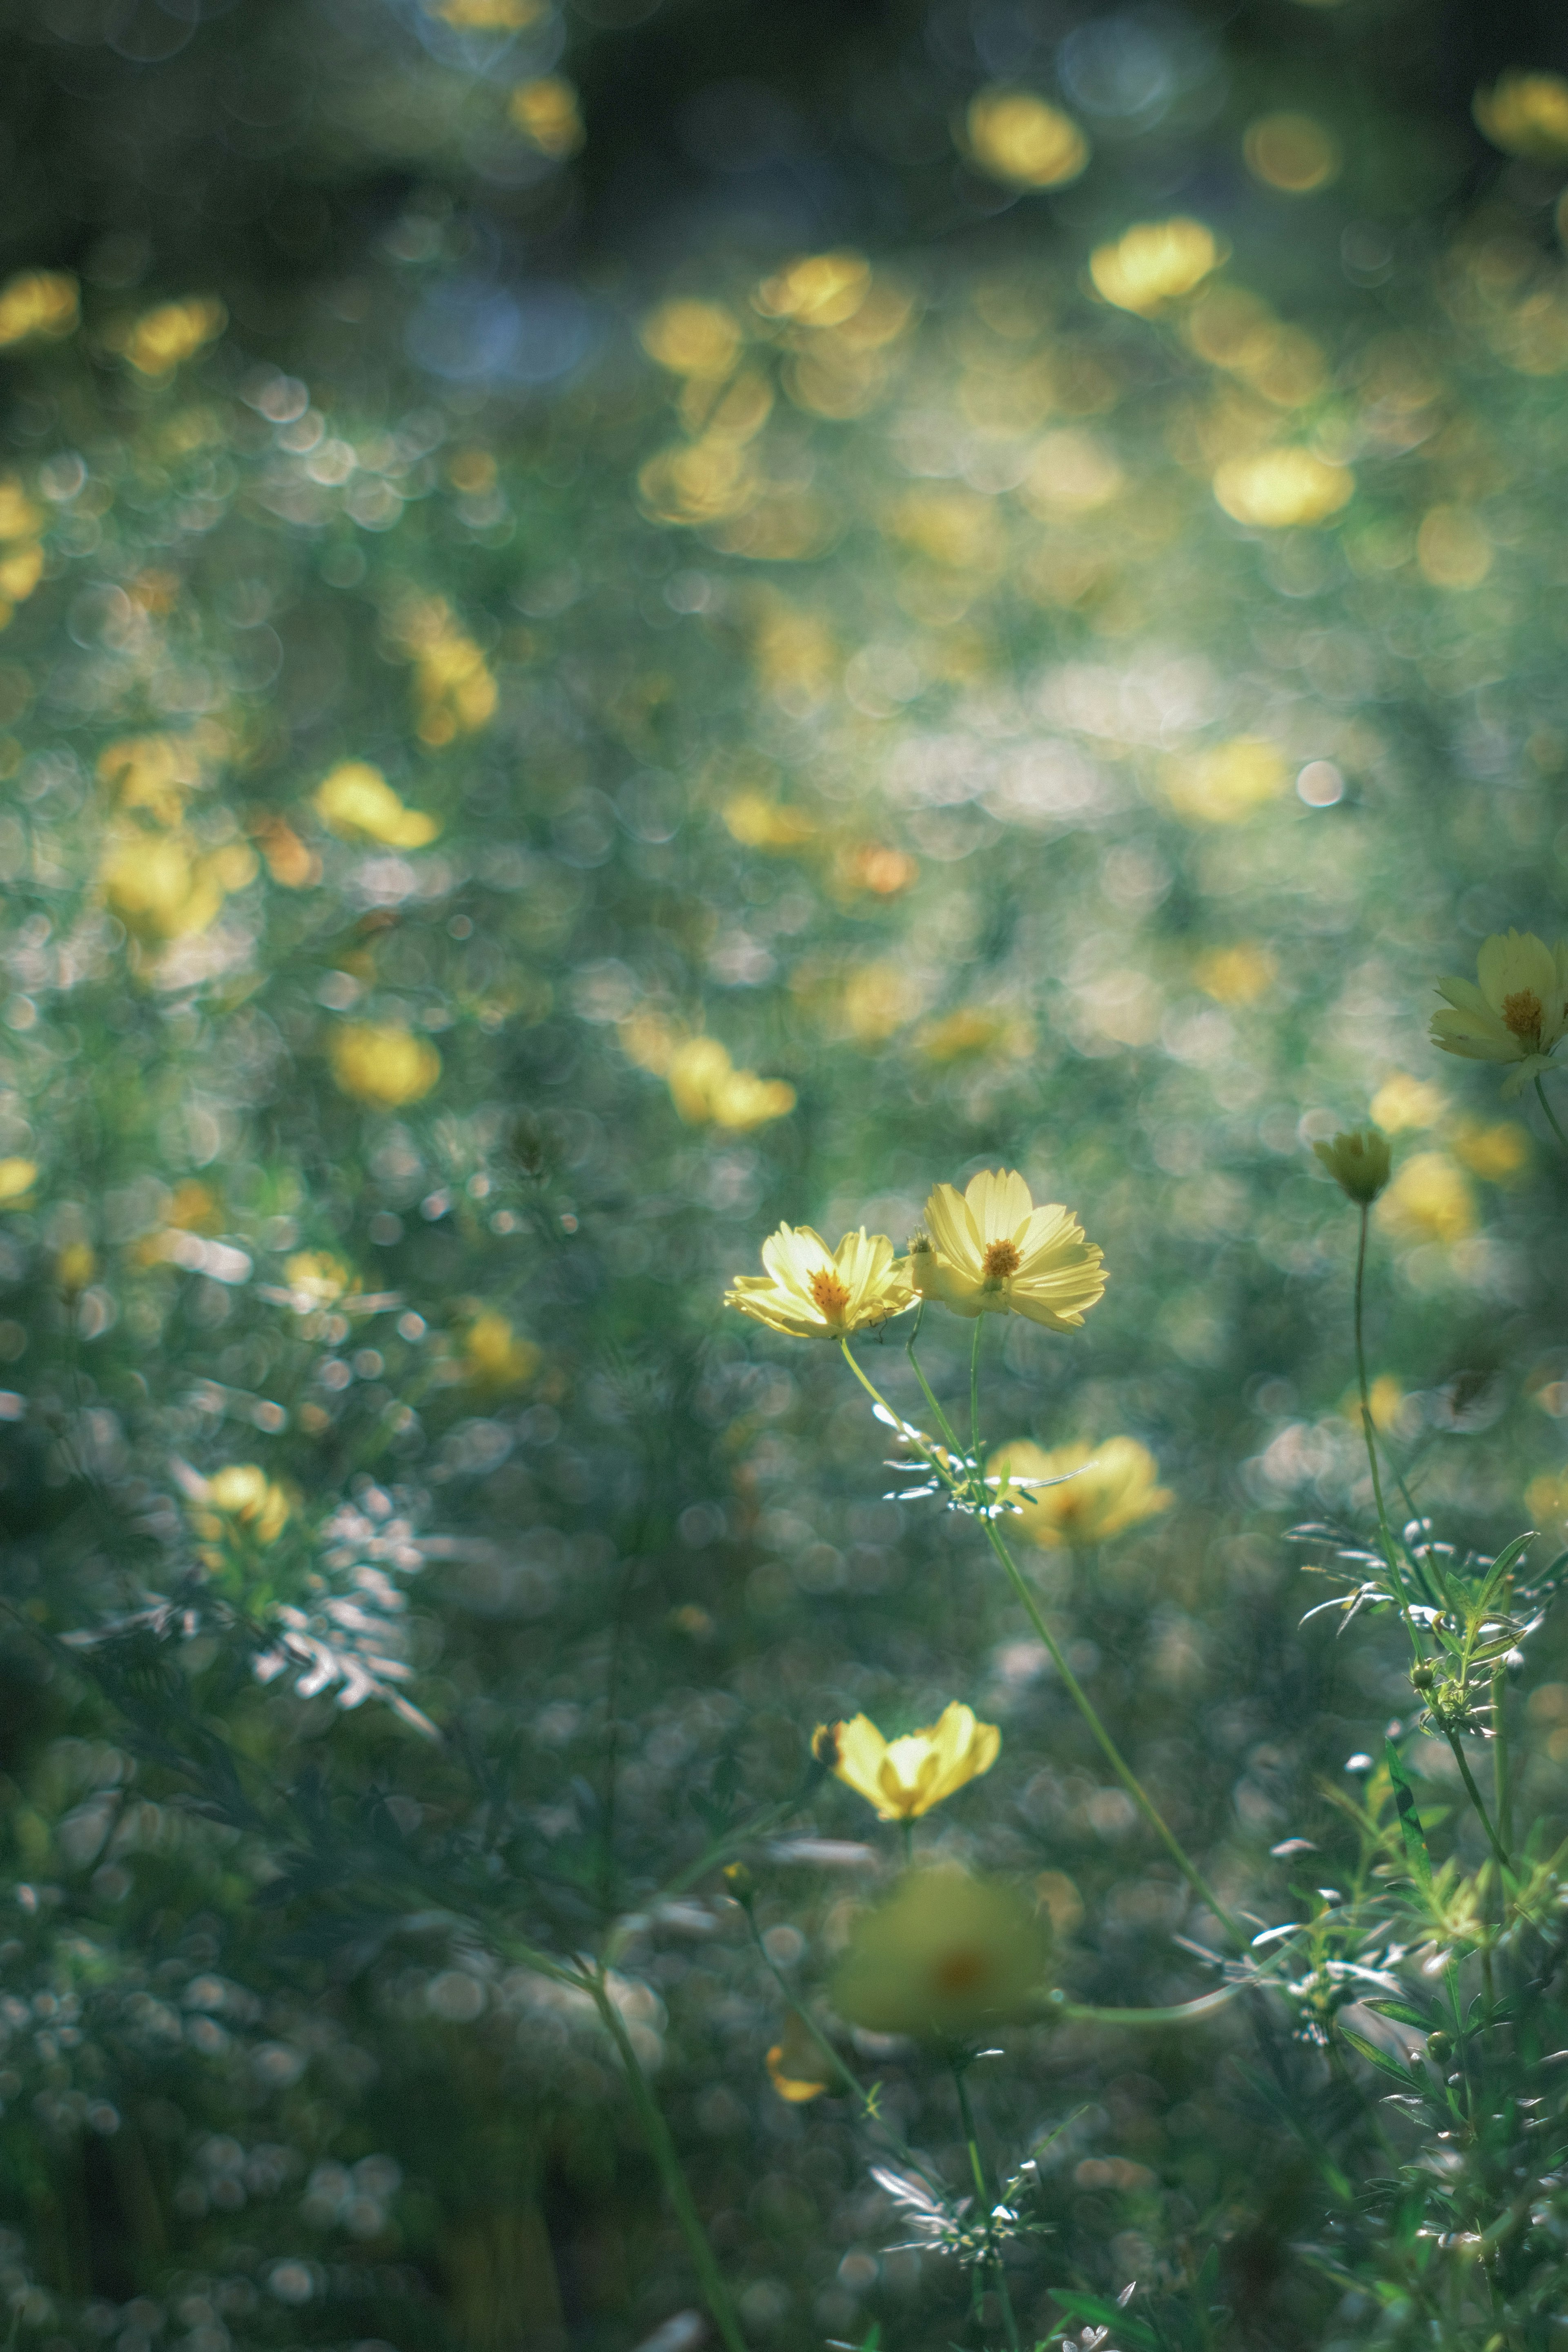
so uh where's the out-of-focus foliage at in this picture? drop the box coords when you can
[6,0,1568,2348]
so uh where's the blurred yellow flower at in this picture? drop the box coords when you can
[426,0,544,22]
[964,89,1089,190]
[192,1464,290,1552]
[1342,1373,1408,1435]
[916,1007,1034,1064]
[659,1033,796,1131]
[1243,112,1342,193]
[0,270,79,347]
[56,1241,96,1294]
[1212,448,1353,527]
[463,1312,541,1391]
[282,1251,356,1308]
[1312,1127,1392,1205]
[640,299,743,381]
[0,543,42,606]
[313,762,439,849]
[1474,72,1568,161]
[830,1867,1051,2040]
[1193,944,1277,1004]
[1376,1152,1477,1245]
[816,1702,1000,1821]
[121,297,226,376]
[0,1158,37,1206]
[991,1437,1171,1547]
[915,1169,1103,1332]
[765,2013,831,2104]
[1162,737,1287,824]
[1451,1117,1530,1183]
[1526,1472,1568,1532]
[722,791,817,849]
[1417,505,1491,590]
[1368,1071,1446,1132]
[100,830,255,941]
[1090,218,1222,312]
[98,734,197,827]
[509,76,584,158]
[1432,928,1568,1096]
[329,1023,441,1108]
[726,1224,913,1340]
[0,480,42,541]
[390,599,497,744]
[754,252,871,327]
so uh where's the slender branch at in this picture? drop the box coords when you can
[1492,1664,1512,1860]
[588,1969,749,2352]
[969,1317,983,1462]
[952,2062,1021,2352]
[1355,1205,1422,1664]
[1535,1073,1568,1155]
[1444,1730,1514,1879]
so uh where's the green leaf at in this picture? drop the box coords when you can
[1384,1737,1433,1894]
[1048,2292,1157,2350]
[1361,1998,1431,2029]
[1339,2027,1425,2088]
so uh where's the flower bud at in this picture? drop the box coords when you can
[1312,1127,1392,1205]
[810,1721,842,1769]
[1425,2029,1453,2064]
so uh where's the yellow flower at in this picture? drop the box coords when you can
[329,1023,441,1108]
[990,1437,1171,1547]
[765,2012,832,2104]
[0,270,79,347]
[662,1034,795,1131]
[640,300,743,381]
[1089,218,1222,313]
[463,1312,541,1392]
[282,1251,356,1308]
[725,1225,914,1340]
[192,1464,290,1552]
[830,1867,1051,2041]
[1450,1118,1530,1184]
[914,1168,1105,1330]
[1312,1127,1392,1205]
[509,76,584,158]
[1211,448,1353,528]
[0,1158,37,1206]
[816,1702,1000,1822]
[1474,72,1568,161]
[99,830,255,941]
[1376,1153,1476,1246]
[1368,1071,1446,1133]
[121,297,226,376]
[313,762,439,849]
[1431,929,1568,1097]
[964,89,1090,190]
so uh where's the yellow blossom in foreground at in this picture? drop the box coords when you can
[1312,1127,1392,1205]
[1431,929,1568,1097]
[991,1437,1171,1547]
[329,1023,441,1108]
[193,1465,290,1551]
[0,1158,37,1206]
[915,1168,1105,1330]
[830,1867,1051,2040]
[726,1225,913,1340]
[1474,72,1568,161]
[121,297,227,376]
[1090,218,1221,312]
[965,89,1089,190]
[463,1313,541,1392]
[0,270,79,347]
[816,1702,1000,1822]
[1376,1152,1476,1246]
[314,762,439,849]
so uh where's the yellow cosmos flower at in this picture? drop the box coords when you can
[0,270,79,347]
[830,1867,1051,2041]
[463,1312,541,1392]
[990,1437,1171,1548]
[1089,218,1222,312]
[191,1464,290,1556]
[725,1225,914,1340]
[1312,1127,1392,1205]
[313,762,439,849]
[282,1251,356,1309]
[815,1702,1000,1822]
[1474,72,1568,161]
[329,1023,441,1108]
[120,297,226,376]
[1431,929,1568,1097]
[0,1158,37,1206]
[765,2011,832,2104]
[965,89,1090,191]
[913,1168,1105,1330]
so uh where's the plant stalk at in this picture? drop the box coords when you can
[952,2061,1021,2352]
[1443,1729,1513,1879]
[1355,1205,1422,1664]
[1535,1073,1568,1154]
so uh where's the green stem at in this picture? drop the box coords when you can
[1535,1073,1568,1155]
[952,2061,1021,2352]
[1492,1665,1513,1861]
[1444,1729,1513,1879]
[589,1970,748,2352]
[980,1511,1242,1943]
[904,1310,962,1452]
[1355,1205,1422,1664]
[969,1316,983,1462]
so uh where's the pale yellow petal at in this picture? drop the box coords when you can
[924,1181,980,1271]
[965,1167,1034,1245]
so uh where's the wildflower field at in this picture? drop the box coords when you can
[9,1,1568,2346]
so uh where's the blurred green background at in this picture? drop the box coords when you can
[5,0,1568,2346]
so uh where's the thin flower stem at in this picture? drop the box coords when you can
[969,1317,983,1461]
[1492,1665,1513,1859]
[588,1969,748,2352]
[904,1307,962,1452]
[952,2062,1021,2352]
[1535,1073,1568,1155]
[980,1513,1243,1944]
[1354,1205,1423,1666]
[1444,1729,1514,1880]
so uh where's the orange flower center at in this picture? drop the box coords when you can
[808,1268,852,1320]
[981,1238,1021,1281]
[933,1947,989,1995]
[1502,987,1544,1047]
